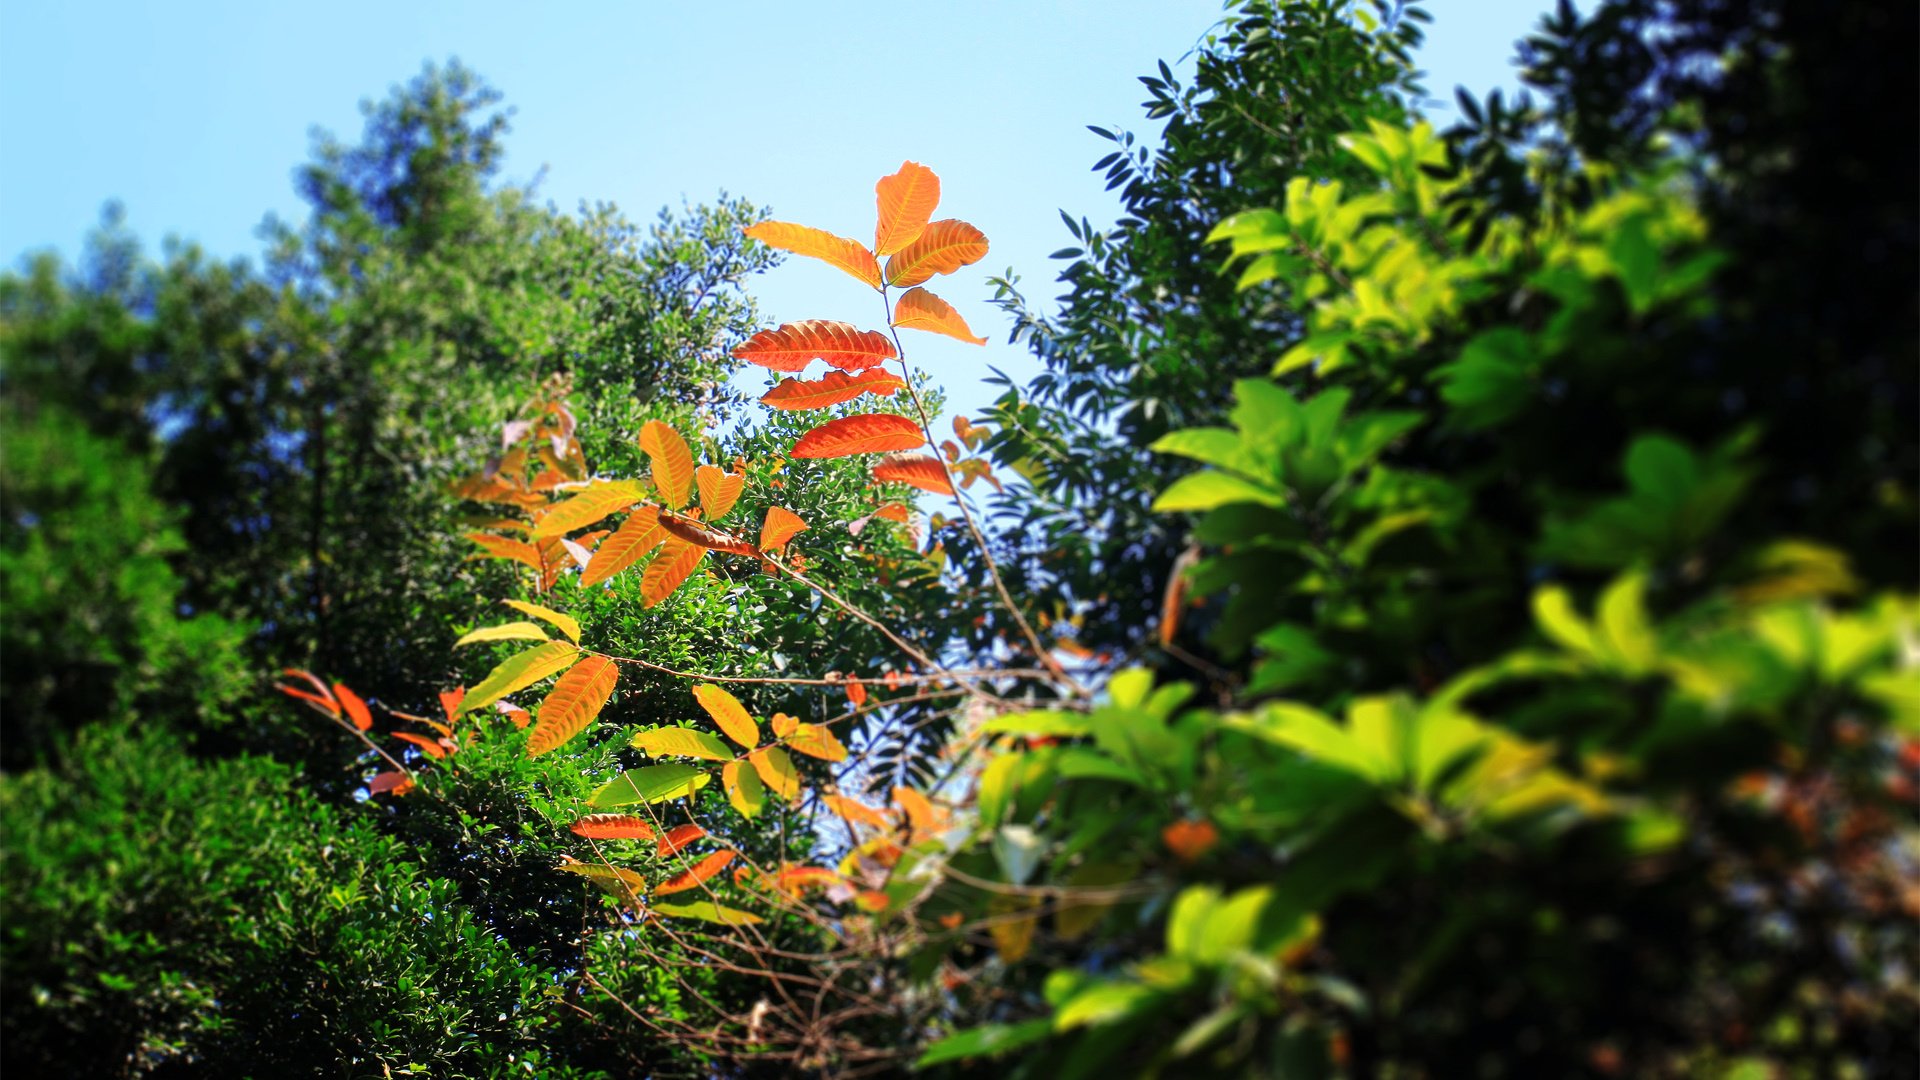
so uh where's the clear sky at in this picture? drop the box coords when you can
[0,1,1551,418]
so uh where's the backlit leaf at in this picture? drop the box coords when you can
[693,465,746,521]
[787,722,848,762]
[438,687,464,725]
[892,286,987,344]
[792,413,925,459]
[770,712,798,738]
[531,480,647,538]
[571,814,657,840]
[459,641,581,715]
[639,421,695,509]
[884,219,988,287]
[332,683,373,731]
[557,860,646,899]
[733,320,896,373]
[748,746,800,800]
[871,452,955,495]
[657,850,736,895]
[722,759,766,819]
[502,599,581,643]
[656,824,707,858]
[392,731,450,759]
[368,771,414,797]
[455,622,549,648]
[582,506,665,587]
[465,532,545,571]
[777,865,843,895]
[631,726,736,761]
[276,669,338,717]
[651,898,764,926]
[589,764,711,808]
[874,161,941,255]
[758,506,809,551]
[693,684,759,749]
[893,786,938,834]
[527,654,620,757]
[639,539,706,608]
[657,512,756,556]
[873,503,911,523]
[742,221,881,288]
[823,794,892,831]
[759,369,906,411]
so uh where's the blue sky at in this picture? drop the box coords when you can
[0,1,1550,417]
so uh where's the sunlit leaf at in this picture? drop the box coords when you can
[748,746,800,800]
[639,539,706,608]
[330,682,373,731]
[873,502,911,523]
[777,864,843,895]
[557,860,646,899]
[892,286,987,344]
[368,771,414,797]
[631,726,736,761]
[656,824,707,858]
[656,850,737,896]
[758,506,809,551]
[792,413,925,459]
[874,161,941,255]
[693,465,746,521]
[786,722,848,762]
[651,898,764,926]
[589,764,711,808]
[884,219,988,287]
[571,813,657,841]
[459,641,580,715]
[276,669,339,717]
[465,532,545,571]
[531,480,647,539]
[871,452,955,495]
[742,221,881,288]
[527,655,620,757]
[823,794,892,831]
[722,758,766,819]
[893,786,938,834]
[845,678,868,708]
[733,320,896,373]
[759,369,907,411]
[454,621,549,648]
[392,731,451,759]
[582,506,665,587]
[437,687,464,725]
[657,512,757,556]
[693,684,759,749]
[501,599,581,643]
[639,420,695,509]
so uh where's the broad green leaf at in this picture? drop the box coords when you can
[1106,668,1154,709]
[1054,981,1160,1031]
[651,899,765,926]
[981,710,1091,738]
[631,727,735,761]
[501,599,581,643]
[916,1019,1054,1067]
[1152,471,1285,513]
[589,764,710,808]
[454,621,548,648]
[1149,428,1252,474]
[459,641,580,715]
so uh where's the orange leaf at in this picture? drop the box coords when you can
[639,421,694,509]
[873,161,941,256]
[733,320,896,373]
[845,679,868,708]
[786,722,848,763]
[693,465,746,521]
[871,452,955,495]
[892,287,987,345]
[368,771,414,796]
[758,507,809,552]
[748,746,800,800]
[883,219,988,287]
[439,687,465,725]
[332,682,374,731]
[823,794,892,831]
[693,684,759,750]
[792,413,925,459]
[532,480,647,539]
[759,369,906,411]
[1161,819,1220,864]
[393,731,450,759]
[893,786,939,835]
[743,221,881,287]
[639,539,706,608]
[777,865,843,895]
[853,890,891,913]
[527,655,621,757]
[657,512,757,556]
[571,813,657,841]
[498,703,531,729]
[465,532,546,571]
[582,506,665,587]
[873,502,911,523]
[275,678,339,718]
[656,823,707,858]
[656,850,737,896]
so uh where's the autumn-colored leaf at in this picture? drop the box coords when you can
[276,669,339,717]
[639,539,706,608]
[892,286,987,345]
[723,758,766,820]
[874,161,941,256]
[582,506,665,587]
[527,654,619,757]
[454,621,549,648]
[758,506,809,552]
[893,786,939,835]
[656,824,707,859]
[692,685,759,750]
[497,702,531,729]
[557,859,646,899]
[733,320,896,373]
[657,512,757,556]
[322,682,371,731]
[884,219,988,287]
[989,896,1039,960]
[777,865,843,895]
[393,731,451,759]
[1161,819,1220,864]
[536,536,568,592]
[531,480,647,539]
[693,465,746,521]
[589,764,711,808]
[502,599,581,643]
[651,898,764,926]
[759,369,907,411]
[571,814,657,841]
[465,532,546,571]
[786,722,848,763]
[438,687,464,725]
[631,726,736,761]
[792,413,925,459]
[632,420,692,509]
[845,679,868,708]
[871,452,956,495]
[743,221,881,288]
[770,712,798,738]
[748,746,800,800]
[657,850,736,896]
[368,771,414,797]
[822,794,892,831]
[459,640,581,716]
[873,502,911,523]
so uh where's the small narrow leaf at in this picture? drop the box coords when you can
[723,759,766,819]
[892,287,987,344]
[571,814,657,841]
[651,898,764,926]
[582,506,664,587]
[742,221,882,288]
[531,480,646,539]
[556,861,646,899]
[758,507,809,551]
[874,161,941,256]
[276,669,339,717]
[639,539,706,608]
[693,465,746,521]
[502,599,582,643]
[732,320,896,373]
[455,622,550,648]
[656,824,707,858]
[392,731,451,759]
[884,219,988,287]
[631,726,736,761]
[527,654,620,757]
[872,453,956,495]
[657,850,737,896]
[589,764,711,808]
[792,413,925,459]
[460,641,581,715]
[759,369,907,411]
[748,746,800,800]
[639,421,695,509]
[693,685,759,749]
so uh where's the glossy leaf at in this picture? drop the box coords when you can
[748,746,800,800]
[527,655,620,757]
[459,641,580,716]
[871,452,955,495]
[657,850,736,896]
[531,480,646,539]
[758,506,809,551]
[722,758,766,820]
[742,221,881,288]
[693,684,759,749]
[733,320,896,373]
[454,621,549,648]
[874,161,941,255]
[571,814,657,841]
[639,539,706,608]
[589,764,711,808]
[639,421,695,509]
[582,506,665,587]
[501,599,581,643]
[884,219,988,287]
[656,824,707,858]
[693,465,746,521]
[791,413,925,459]
[651,898,764,926]
[892,286,987,344]
[631,726,736,761]
[759,369,906,411]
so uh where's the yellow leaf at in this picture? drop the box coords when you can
[454,622,549,648]
[639,421,695,510]
[723,759,766,819]
[582,506,665,588]
[639,539,705,608]
[787,722,848,763]
[883,219,988,287]
[531,480,647,539]
[501,599,581,643]
[459,641,580,715]
[748,746,800,800]
[743,221,882,288]
[892,286,988,345]
[693,684,759,749]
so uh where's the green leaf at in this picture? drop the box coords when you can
[982,710,1092,738]
[1106,668,1154,709]
[1149,428,1254,475]
[588,764,710,808]
[458,641,580,715]
[453,621,549,648]
[650,899,764,926]
[916,1019,1055,1066]
[630,727,735,761]
[1054,981,1160,1031]
[1596,571,1658,672]
[1152,471,1285,512]
[1532,586,1597,659]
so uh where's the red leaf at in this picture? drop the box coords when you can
[883,219,988,287]
[791,414,925,459]
[333,682,374,731]
[742,222,881,287]
[873,161,941,256]
[873,503,911,523]
[1162,819,1220,863]
[438,687,465,725]
[655,850,737,896]
[871,453,955,495]
[733,320,895,374]
[393,731,450,759]
[759,369,907,411]
[892,287,987,345]
[657,824,707,858]
[845,679,868,708]
[368,771,414,796]
[571,814,657,841]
